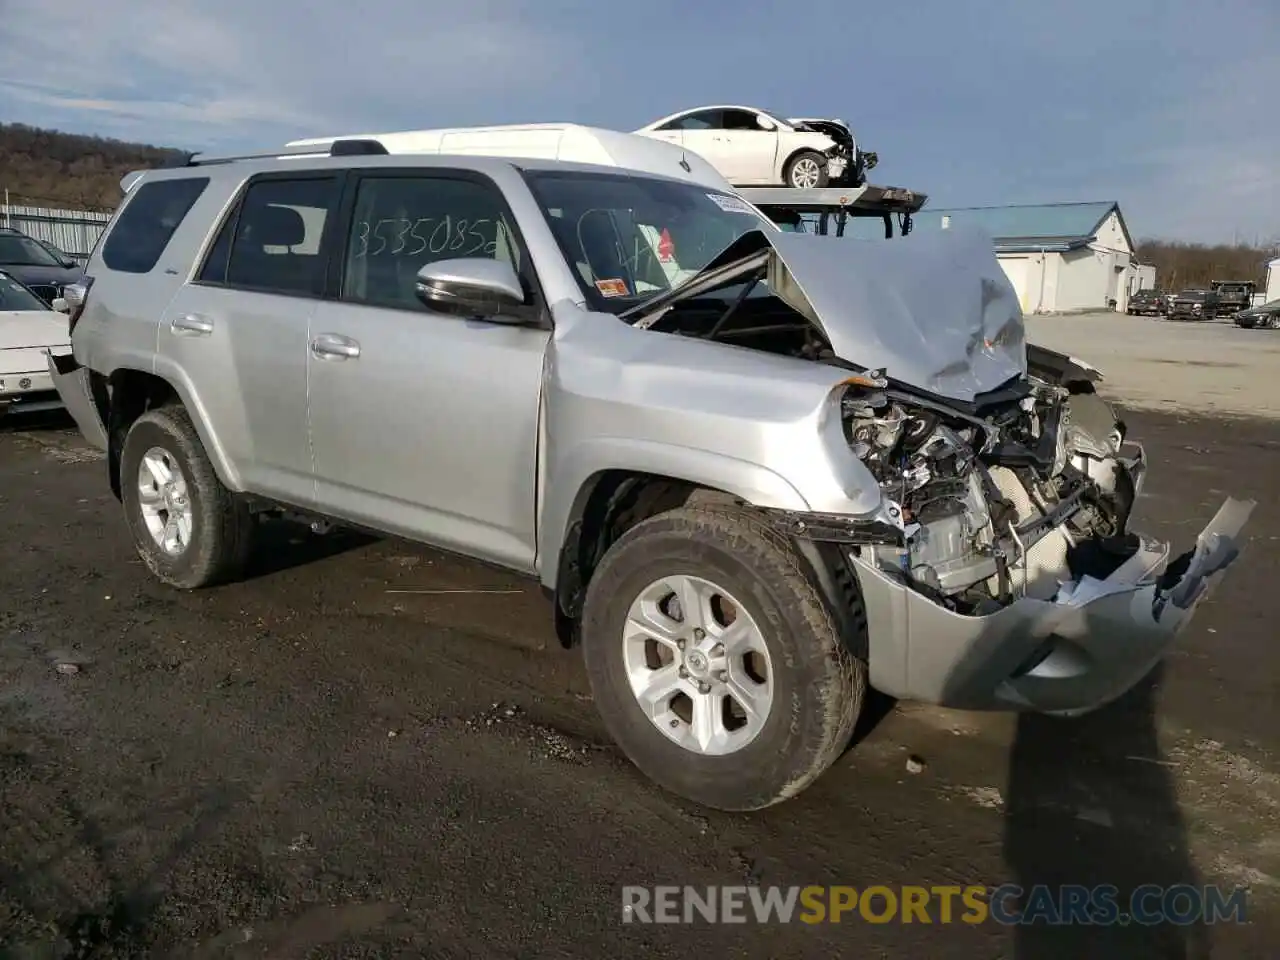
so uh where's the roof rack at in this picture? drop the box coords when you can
[736,184,927,239]
[164,137,389,168]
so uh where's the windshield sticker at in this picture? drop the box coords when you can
[595,278,630,298]
[706,193,755,215]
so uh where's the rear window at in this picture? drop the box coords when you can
[102,177,209,274]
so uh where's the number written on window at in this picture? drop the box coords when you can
[350,216,498,259]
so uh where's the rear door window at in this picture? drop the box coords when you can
[214,176,341,296]
[101,177,209,274]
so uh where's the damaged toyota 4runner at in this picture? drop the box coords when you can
[49,144,1254,811]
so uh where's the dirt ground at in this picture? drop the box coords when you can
[1024,312,1280,419]
[2,324,1278,957]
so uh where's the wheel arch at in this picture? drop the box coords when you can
[539,442,841,649]
[540,442,808,647]
[780,144,830,182]
[105,366,240,500]
[544,469,741,648]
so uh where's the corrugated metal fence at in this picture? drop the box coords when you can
[2,195,114,263]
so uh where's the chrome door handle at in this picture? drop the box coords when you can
[310,333,361,360]
[171,314,214,336]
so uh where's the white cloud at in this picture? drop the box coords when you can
[0,0,580,147]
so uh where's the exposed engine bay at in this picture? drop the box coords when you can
[787,118,877,186]
[636,275,1144,616]
[836,365,1142,613]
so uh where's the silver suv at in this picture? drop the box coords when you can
[49,139,1253,811]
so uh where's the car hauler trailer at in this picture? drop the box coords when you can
[737,184,927,239]
[281,125,926,241]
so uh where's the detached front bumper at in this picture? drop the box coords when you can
[849,497,1255,714]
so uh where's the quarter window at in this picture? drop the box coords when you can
[340,175,523,310]
[102,177,209,274]
[211,177,340,296]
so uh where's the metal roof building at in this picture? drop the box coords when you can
[918,201,1140,315]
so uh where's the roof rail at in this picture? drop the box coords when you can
[167,138,389,168]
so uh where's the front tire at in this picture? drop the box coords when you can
[784,150,830,190]
[119,404,253,589]
[580,505,866,811]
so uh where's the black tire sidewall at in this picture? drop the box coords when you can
[119,410,222,588]
[582,511,858,810]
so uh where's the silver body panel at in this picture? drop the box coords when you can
[51,149,1253,717]
[752,227,1027,402]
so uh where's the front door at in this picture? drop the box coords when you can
[712,109,782,185]
[307,171,548,572]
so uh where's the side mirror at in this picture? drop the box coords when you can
[755,114,777,131]
[51,297,69,314]
[414,258,528,321]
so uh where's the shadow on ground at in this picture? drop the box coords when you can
[1003,663,1210,959]
[244,521,377,582]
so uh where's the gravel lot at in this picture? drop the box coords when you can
[1025,311,1280,419]
[2,316,1277,958]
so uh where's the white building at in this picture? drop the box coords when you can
[1129,263,1157,296]
[918,202,1139,314]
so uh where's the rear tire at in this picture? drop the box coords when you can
[580,504,866,811]
[119,404,253,589]
[784,150,830,190]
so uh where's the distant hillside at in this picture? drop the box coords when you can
[1135,238,1277,292]
[0,122,186,211]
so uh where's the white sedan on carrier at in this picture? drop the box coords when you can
[1,270,71,418]
[634,105,872,189]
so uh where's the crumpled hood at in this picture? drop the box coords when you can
[699,226,1028,402]
[0,309,69,351]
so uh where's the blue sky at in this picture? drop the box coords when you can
[1,0,1276,244]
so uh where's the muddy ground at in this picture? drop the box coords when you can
[2,396,1278,957]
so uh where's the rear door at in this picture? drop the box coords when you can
[644,115,688,148]
[159,171,344,505]
[306,169,549,571]
[671,110,740,179]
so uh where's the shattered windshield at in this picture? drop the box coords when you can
[521,169,774,315]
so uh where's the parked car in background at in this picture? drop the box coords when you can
[1210,280,1256,317]
[0,227,84,305]
[1126,289,1168,316]
[635,106,872,189]
[1233,297,1280,329]
[1167,288,1220,321]
[0,270,70,417]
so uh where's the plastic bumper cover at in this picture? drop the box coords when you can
[852,497,1255,714]
[46,352,108,450]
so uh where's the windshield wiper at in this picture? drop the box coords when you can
[705,276,761,339]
